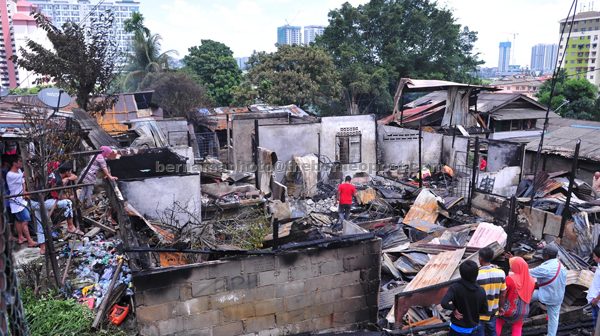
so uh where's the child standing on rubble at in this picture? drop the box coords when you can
[335,175,357,230]
[586,246,600,329]
[441,260,488,336]
[79,146,118,208]
[496,256,535,336]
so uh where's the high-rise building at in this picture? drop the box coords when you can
[558,11,600,86]
[277,25,301,46]
[235,57,249,71]
[303,25,324,45]
[498,41,511,73]
[29,0,140,56]
[531,43,558,74]
[12,0,52,87]
[0,0,19,88]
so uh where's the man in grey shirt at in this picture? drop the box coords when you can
[529,244,566,336]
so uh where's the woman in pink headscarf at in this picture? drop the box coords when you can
[496,257,536,336]
[78,146,118,208]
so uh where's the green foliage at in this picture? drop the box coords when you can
[139,71,212,118]
[183,40,242,106]
[536,70,600,120]
[238,45,343,114]
[13,12,118,114]
[22,289,128,336]
[9,84,53,95]
[316,0,482,114]
[121,13,176,92]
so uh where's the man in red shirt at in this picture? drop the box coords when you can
[336,175,357,229]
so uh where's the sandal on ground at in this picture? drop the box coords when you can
[67,228,85,236]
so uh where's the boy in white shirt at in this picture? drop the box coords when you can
[587,245,600,328]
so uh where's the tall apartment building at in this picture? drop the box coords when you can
[558,11,600,86]
[0,0,19,88]
[303,25,324,45]
[277,24,301,46]
[29,0,140,56]
[531,43,558,74]
[498,41,511,73]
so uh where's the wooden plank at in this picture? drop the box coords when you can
[83,216,117,234]
[404,248,465,292]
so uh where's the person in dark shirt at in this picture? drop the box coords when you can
[442,260,488,335]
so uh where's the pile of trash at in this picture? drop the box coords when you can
[61,236,132,310]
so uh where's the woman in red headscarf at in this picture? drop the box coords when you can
[496,257,536,336]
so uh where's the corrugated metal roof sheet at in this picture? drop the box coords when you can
[403,248,465,292]
[526,124,600,161]
[491,109,560,120]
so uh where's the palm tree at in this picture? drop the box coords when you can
[122,13,177,91]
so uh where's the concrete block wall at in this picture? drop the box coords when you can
[133,237,381,336]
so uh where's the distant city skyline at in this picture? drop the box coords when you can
[136,0,571,67]
[530,43,558,74]
[498,41,511,73]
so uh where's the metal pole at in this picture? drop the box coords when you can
[506,196,517,251]
[253,119,259,189]
[3,182,95,199]
[226,113,231,170]
[468,137,480,210]
[76,153,99,184]
[559,140,580,238]
[418,120,423,189]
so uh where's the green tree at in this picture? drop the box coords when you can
[122,13,176,91]
[536,70,600,120]
[13,12,118,114]
[316,0,482,114]
[139,72,212,118]
[237,45,342,114]
[183,40,241,106]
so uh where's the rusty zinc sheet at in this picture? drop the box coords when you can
[402,189,441,232]
[403,248,465,292]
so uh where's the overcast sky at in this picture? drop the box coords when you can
[141,0,577,68]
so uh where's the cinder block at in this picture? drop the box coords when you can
[314,288,341,305]
[333,297,367,313]
[139,323,159,336]
[208,260,243,278]
[304,275,337,293]
[341,284,365,298]
[336,270,362,285]
[141,286,181,306]
[308,248,339,264]
[191,278,227,297]
[243,314,276,333]
[288,263,318,281]
[182,310,221,330]
[343,254,374,272]
[284,293,315,311]
[275,281,304,298]
[136,303,174,323]
[180,283,193,301]
[310,315,334,330]
[254,298,284,316]
[248,285,276,301]
[317,260,344,276]
[228,273,258,290]
[363,238,382,255]
[213,321,244,336]
[242,255,276,273]
[359,268,380,282]
[173,297,210,316]
[258,270,287,286]
[275,309,307,324]
[222,302,256,321]
[210,290,248,309]
[306,303,334,318]
[157,317,184,335]
[177,328,212,336]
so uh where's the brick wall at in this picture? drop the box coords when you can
[133,236,381,336]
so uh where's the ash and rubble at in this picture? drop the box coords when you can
[5,81,600,336]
